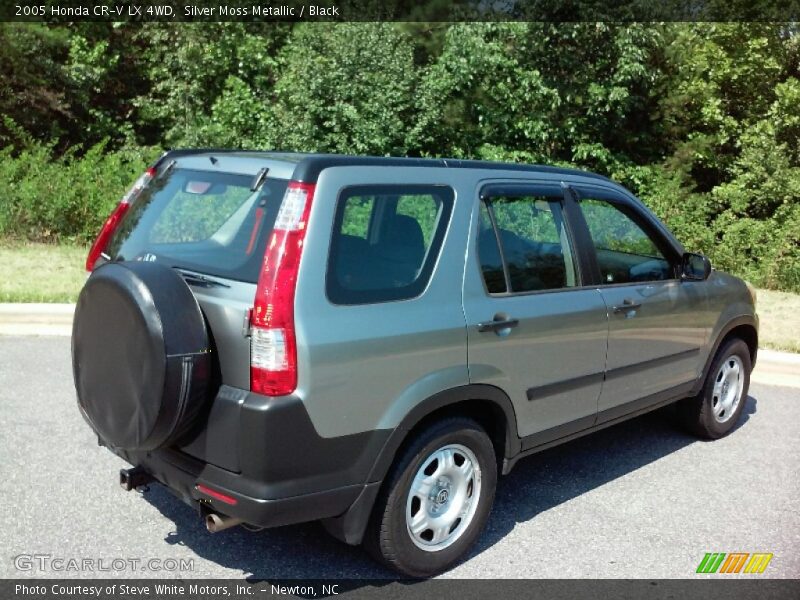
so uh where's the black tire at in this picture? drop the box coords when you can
[363,417,497,578]
[678,338,752,439]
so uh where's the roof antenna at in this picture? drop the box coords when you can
[209,156,218,165]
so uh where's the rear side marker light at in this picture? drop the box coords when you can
[196,484,238,506]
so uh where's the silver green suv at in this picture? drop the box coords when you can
[72,150,758,577]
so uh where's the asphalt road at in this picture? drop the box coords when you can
[1,336,798,580]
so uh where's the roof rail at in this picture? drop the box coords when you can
[150,149,614,185]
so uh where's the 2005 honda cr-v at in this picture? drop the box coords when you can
[72,150,758,577]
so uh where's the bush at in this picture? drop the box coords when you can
[0,137,796,292]
[0,140,156,243]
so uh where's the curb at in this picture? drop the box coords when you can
[0,303,798,356]
[757,349,800,365]
[0,303,75,314]
[0,303,74,335]
[0,303,75,318]
[0,303,798,386]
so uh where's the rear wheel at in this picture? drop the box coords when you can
[363,417,497,577]
[679,338,752,439]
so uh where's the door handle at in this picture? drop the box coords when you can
[612,298,642,314]
[477,317,519,333]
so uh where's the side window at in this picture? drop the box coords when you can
[579,198,673,284]
[480,195,577,293]
[478,202,507,293]
[340,196,373,239]
[397,194,439,247]
[327,185,454,305]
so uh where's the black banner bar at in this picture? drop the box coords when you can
[4,579,800,600]
[2,0,800,23]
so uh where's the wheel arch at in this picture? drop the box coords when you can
[692,315,758,396]
[321,384,519,545]
[366,384,520,484]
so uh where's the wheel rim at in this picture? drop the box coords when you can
[405,443,482,552]
[711,354,745,423]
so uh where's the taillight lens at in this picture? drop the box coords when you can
[196,483,238,506]
[250,182,315,396]
[85,167,156,271]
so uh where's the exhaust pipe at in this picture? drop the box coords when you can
[205,513,244,533]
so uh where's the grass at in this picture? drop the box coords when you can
[0,242,87,303]
[754,288,800,354]
[0,242,797,353]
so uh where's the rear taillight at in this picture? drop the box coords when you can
[250,182,315,396]
[85,167,157,271]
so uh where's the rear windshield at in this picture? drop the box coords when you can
[105,168,288,283]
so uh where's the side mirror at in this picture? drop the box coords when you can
[682,252,712,281]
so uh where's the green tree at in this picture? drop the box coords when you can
[258,23,419,155]
[135,23,289,146]
[409,23,664,170]
[0,24,72,147]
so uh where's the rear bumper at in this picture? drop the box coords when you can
[109,386,392,529]
[115,446,365,528]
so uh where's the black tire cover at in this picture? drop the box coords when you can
[72,261,211,451]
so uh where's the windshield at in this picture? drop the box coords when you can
[105,168,288,283]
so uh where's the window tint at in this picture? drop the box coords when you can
[478,202,507,293]
[481,195,577,293]
[340,196,373,239]
[106,169,287,283]
[149,185,254,244]
[327,185,454,305]
[397,194,439,246]
[579,198,673,284]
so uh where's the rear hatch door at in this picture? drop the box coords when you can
[101,155,291,469]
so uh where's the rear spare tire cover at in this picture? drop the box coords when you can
[72,261,211,451]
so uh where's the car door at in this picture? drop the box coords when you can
[462,181,609,443]
[569,183,709,419]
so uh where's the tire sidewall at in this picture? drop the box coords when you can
[701,339,752,437]
[379,421,497,577]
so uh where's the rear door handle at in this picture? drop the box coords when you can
[478,317,519,333]
[612,298,642,313]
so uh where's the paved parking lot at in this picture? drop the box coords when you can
[2,336,798,579]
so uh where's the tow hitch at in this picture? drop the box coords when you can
[119,466,155,491]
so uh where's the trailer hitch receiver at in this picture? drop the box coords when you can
[119,466,155,491]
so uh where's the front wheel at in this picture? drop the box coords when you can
[363,417,497,577]
[679,338,752,439]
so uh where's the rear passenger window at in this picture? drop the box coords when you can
[340,196,373,239]
[327,185,454,305]
[480,195,577,293]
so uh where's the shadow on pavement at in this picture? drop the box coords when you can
[141,395,758,584]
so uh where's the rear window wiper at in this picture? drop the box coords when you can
[174,268,231,288]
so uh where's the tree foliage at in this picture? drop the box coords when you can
[0,22,797,291]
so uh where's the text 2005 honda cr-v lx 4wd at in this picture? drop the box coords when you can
[72,150,758,577]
